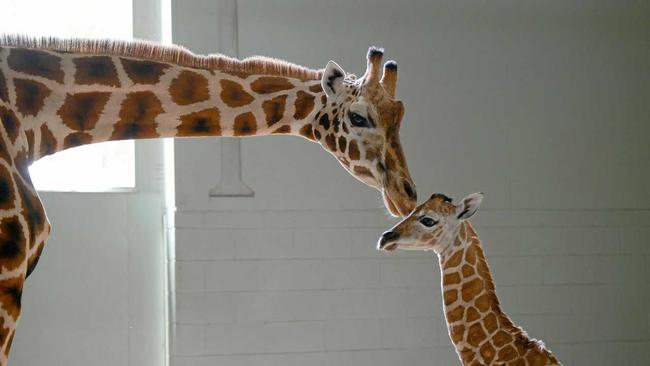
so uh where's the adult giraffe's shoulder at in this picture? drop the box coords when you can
[379,193,562,366]
[0,34,417,364]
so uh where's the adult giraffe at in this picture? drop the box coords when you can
[378,193,562,366]
[0,35,417,364]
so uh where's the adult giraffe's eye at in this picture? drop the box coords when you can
[419,216,438,228]
[348,112,370,128]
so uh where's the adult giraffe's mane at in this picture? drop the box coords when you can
[0,34,324,81]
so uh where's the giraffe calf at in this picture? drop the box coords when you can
[378,193,562,366]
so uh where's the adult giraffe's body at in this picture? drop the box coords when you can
[379,193,562,366]
[0,35,416,364]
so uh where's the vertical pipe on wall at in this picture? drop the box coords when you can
[131,0,168,365]
[208,0,254,197]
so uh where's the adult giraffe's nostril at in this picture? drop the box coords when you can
[403,181,417,201]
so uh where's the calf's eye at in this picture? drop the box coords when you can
[419,217,438,227]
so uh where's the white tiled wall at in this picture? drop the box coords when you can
[170,210,650,366]
[170,1,650,365]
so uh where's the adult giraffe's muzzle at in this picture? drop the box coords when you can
[382,170,417,217]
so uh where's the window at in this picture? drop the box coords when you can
[0,0,136,191]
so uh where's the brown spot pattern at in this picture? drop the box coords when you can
[14,78,51,117]
[465,244,478,264]
[0,276,23,319]
[497,344,518,362]
[63,132,92,149]
[484,313,498,334]
[526,351,546,366]
[444,272,461,285]
[0,215,26,271]
[177,108,221,136]
[299,124,314,140]
[262,95,287,127]
[169,70,210,105]
[7,49,64,83]
[332,116,340,133]
[348,140,360,160]
[26,239,45,278]
[443,289,457,306]
[466,306,480,322]
[308,84,322,93]
[459,347,474,364]
[57,92,111,131]
[293,91,315,120]
[220,79,254,107]
[318,114,330,130]
[0,318,8,355]
[462,264,475,278]
[272,125,291,134]
[39,124,57,157]
[0,69,8,103]
[338,157,350,168]
[461,277,484,302]
[477,257,491,279]
[475,293,492,312]
[112,91,163,140]
[512,359,526,366]
[493,330,513,347]
[223,70,250,79]
[0,164,16,211]
[444,250,463,269]
[24,130,35,161]
[233,112,257,136]
[447,306,464,323]
[365,147,378,161]
[13,175,44,248]
[325,134,337,151]
[480,343,496,364]
[516,341,528,356]
[13,152,30,182]
[250,76,293,94]
[0,106,20,143]
[450,325,465,344]
[73,56,120,87]
[120,58,169,84]
[353,166,374,179]
[467,323,487,347]
[0,136,10,166]
[338,136,347,153]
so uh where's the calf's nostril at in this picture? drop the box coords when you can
[381,231,399,243]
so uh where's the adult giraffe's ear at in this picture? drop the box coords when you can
[455,192,484,220]
[321,61,345,99]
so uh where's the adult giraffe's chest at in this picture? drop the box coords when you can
[0,92,50,280]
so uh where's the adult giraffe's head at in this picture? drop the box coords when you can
[313,47,416,216]
[377,192,484,252]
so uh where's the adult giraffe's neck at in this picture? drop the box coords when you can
[438,221,527,365]
[0,41,324,162]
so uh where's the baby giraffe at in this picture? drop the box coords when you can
[378,193,562,366]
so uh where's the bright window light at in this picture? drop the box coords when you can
[0,0,135,192]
